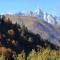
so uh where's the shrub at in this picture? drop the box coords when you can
[8,29,15,36]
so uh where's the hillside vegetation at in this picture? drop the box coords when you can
[5,15,60,46]
[0,15,60,60]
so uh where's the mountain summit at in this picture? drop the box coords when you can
[15,8,60,24]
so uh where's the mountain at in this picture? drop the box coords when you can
[15,8,60,24]
[15,8,44,20]
[54,17,60,24]
[33,8,44,20]
[44,12,57,24]
[4,15,60,46]
[0,15,59,55]
[15,12,24,16]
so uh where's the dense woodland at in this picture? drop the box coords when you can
[0,15,60,60]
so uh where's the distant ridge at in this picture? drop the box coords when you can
[15,8,60,24]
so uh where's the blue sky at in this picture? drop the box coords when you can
[0,0,60,17]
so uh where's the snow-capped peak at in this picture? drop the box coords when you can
[15,7,60,24]
[33,8,44,20]
[47,15,56,24]
[34,8,42,15]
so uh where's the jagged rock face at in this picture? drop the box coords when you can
[14,8,60,24]
[47,15,56,24]
[33,8,44,20]
[44,13,57,24]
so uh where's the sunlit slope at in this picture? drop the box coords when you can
[5,15,60,46]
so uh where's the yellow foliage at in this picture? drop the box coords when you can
[1,48,60,60]
[12,40,16,45]
[27,48,60,60]
[17,50,25,60]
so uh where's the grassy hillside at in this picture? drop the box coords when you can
[0,15,60,60]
